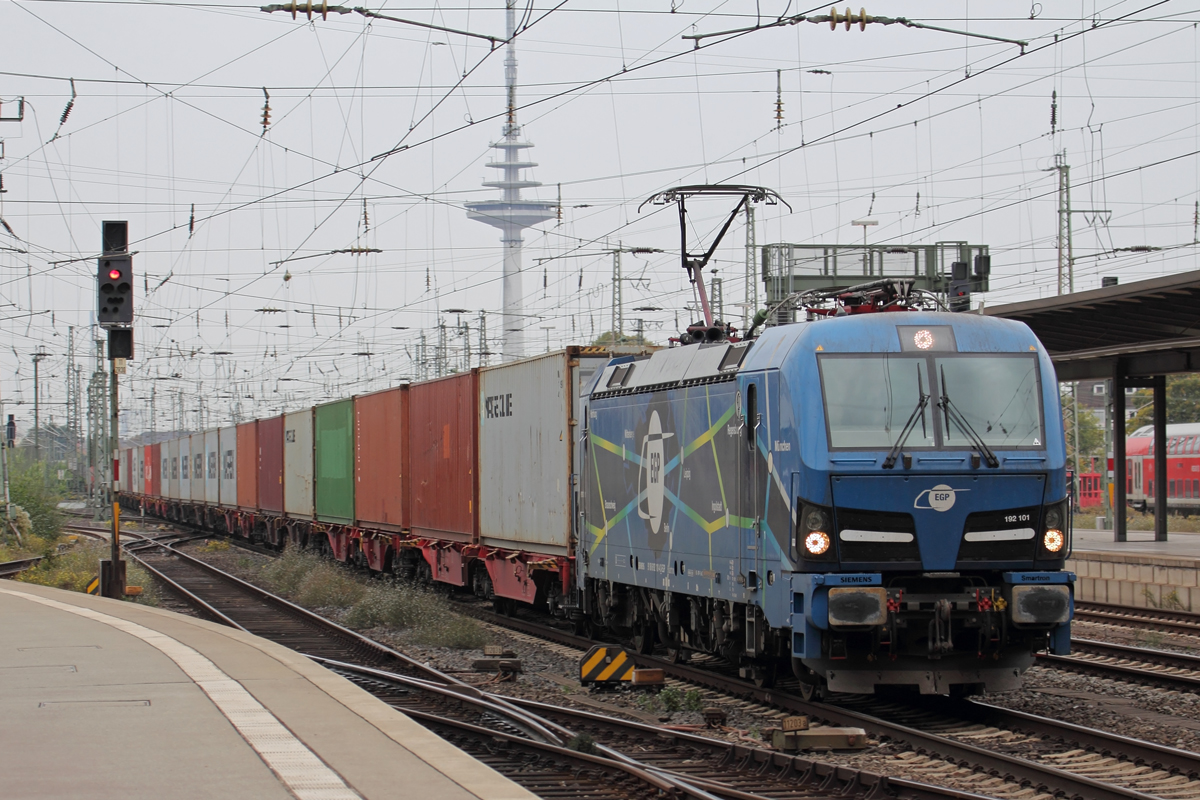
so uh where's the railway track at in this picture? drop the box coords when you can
[0,555,42,578]
[129,540,964,800]
[320,658,956,800]
[1074,601,1200,638]
[136,523,1200,800]
[1038,638,1200,692]
[474,608,1200,800]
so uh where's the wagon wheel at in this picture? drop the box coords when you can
[630,624,655,655]
[799,680,823,702]
[751,661,776,689]
[665,644,688,664]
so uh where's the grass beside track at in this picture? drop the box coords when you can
[256,547,489,649]
[15,539,158,606]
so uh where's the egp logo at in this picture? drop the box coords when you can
[914,484,967,512]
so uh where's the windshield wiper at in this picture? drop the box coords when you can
[938,365,1000,468]
[883,365,928,469]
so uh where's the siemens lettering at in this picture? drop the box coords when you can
[485,393,513,419]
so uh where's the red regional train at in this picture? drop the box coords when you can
[1124,422,1200,514]
[119,346,633,612]
[1073,423,1200,515]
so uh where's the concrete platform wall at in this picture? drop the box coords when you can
[1067,551,1198,611]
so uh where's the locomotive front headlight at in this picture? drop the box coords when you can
[797,502,835,559]
[804,508,830,533]
[1043,528,1065,553]
[804,530,832,556]
[1040,500,1069,555]
[1044,506,1062,530]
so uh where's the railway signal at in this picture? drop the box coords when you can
[97,255,133,326]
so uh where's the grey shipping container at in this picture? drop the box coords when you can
[190,433,205,501]
[477,349,612,554]
[166,438,180,500]
[283,408,314,518]
[179,436,191,501]
[205,429,219,504]
[134,445,143,493]
[219,426,237,507]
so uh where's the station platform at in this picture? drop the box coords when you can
[0,583,537,800]
[1067,528,1200,610]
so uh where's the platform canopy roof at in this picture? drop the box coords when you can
[985,269,1200,381]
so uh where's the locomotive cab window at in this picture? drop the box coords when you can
[819,356,935,449]
[819,353,1044,451]
[934,354,1043,449]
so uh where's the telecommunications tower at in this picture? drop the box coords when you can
[465,0,556,361]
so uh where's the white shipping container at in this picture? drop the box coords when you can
[284,409,314,518]
[478,350,610,554]
[205,429,219,504]
[190,433,205,501]
[167,438,180,500]
[219,426,237,507]
[179,437,192,501]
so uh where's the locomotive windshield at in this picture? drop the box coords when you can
[820,356,936,449]
[819,353,1043,450]
[935,355,1043,448]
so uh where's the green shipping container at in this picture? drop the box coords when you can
[315,399,355,523]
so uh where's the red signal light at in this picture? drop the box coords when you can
[109,269,122,279]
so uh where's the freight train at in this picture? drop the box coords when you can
[121,282,1074,697]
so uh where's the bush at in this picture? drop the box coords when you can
[261,545,487,648]
[294,562,365,609]
[16,541,105,592]
[344,580,489,649]
[261,548,327,596]
[199,539,230,553]
[659,687,682,713]
[6,456,64,541]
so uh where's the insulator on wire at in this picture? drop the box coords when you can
[1050,90,1057,132]
[830,6,870,31]
[261,88,271,136]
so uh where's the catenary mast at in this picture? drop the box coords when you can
[465,0,556,361]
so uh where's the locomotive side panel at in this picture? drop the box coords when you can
[584,380,752,603]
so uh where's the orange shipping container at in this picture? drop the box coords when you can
[409,371,478,543]
[236,421,258,510]
[354,386,409,531]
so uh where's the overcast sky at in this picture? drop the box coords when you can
[0,0,1196,436]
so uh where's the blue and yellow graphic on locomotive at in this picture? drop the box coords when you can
[580,311,1072,695]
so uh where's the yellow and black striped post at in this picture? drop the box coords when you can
[579,645,636,685]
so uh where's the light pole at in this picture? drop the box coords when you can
[851,219,878,277]
[31,346,48,458]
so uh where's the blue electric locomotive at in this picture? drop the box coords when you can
[577,290,1072,696]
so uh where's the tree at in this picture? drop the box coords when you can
[5,452,64,543]
[590,331,655,347]
[1061,390,1105,472]
[1127,374,1200,430]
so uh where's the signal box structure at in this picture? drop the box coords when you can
[761,241,990,323]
